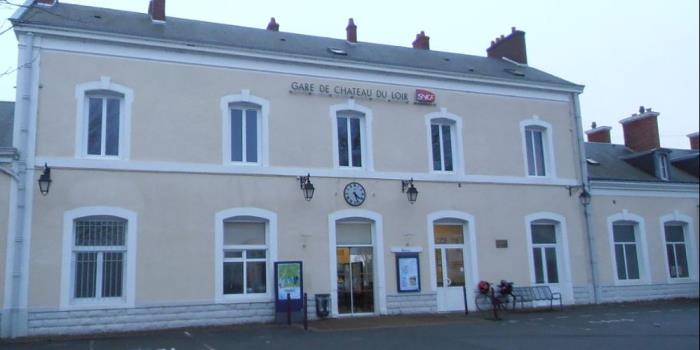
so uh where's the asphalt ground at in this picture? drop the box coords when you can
[1,299,698,350]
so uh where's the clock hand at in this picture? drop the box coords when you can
[354,192,360,200]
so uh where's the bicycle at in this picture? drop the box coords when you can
[474,280,515,318]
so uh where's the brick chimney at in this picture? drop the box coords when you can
[35,0,57,6]
[585,122,612,143]
[148,0,165,22]
[688,132,699,150]
[266,17,279,31]
[619,106,660,152]
[412,31,430,50]
[346,18,357,43]
[487,27,527,64]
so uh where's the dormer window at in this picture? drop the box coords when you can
[657,153,670,181]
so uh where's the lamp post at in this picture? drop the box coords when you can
[37,163,51,196]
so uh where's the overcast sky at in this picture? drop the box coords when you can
[0,0,698,148]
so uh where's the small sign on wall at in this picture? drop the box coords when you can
[395,253,421,293]
[495,239,508,248]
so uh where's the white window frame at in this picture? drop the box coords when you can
[60,207,137,310]
[227,104,262,164]
[607,211,651,286]
[524,212,573,303]
[660,212,697,282]
[519,117,556,178]
[425,109,464,175]
[74,77,133,160]
[330,100,374,171]
[220,90,270,166]
[215,208,277,303]
[657,153,670,181]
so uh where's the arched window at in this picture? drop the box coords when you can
[331,101,373,170]
[525,212,572,291]
[61,207,137,309]
[520,117,555,177]
[215,208,277,302]
[607,211,650,284]
[660,213,696,281]
[220,91,270,166]
[425,110,463,174]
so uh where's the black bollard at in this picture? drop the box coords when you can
[287,293,291,326]
[462,285,469,316]
[303,293,308,331]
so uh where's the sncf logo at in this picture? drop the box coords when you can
[415,89,436,104]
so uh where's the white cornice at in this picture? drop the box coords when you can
[14,25,584,96]
[590,180,699,198]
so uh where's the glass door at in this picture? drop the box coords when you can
[434,224,467,311]
[337,247,374,314]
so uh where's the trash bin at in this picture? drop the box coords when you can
[315,293,331,318]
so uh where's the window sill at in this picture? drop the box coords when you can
[216,293,273,304]
[612,279,651,287]
[666,277,696,284]
[61,299,131,311]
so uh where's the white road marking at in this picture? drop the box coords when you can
[588,318,635,324]
[556,316,569,319]
[648,310,662,313]
[184,331,192,337]
[580,314,592,318]
[202,343,216,350]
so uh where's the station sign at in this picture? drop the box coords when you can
[290,81,436,105]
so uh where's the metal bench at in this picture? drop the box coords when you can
[511,286,562,311]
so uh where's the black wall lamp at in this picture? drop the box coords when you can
[401,178,418,204]
[38,163,52,196]
[298,173,315,201]
[567,184,591,206]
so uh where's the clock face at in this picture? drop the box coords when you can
[343,182,366,206]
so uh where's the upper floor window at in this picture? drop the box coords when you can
[664,223,689,279]
[657,153,670,181]
[85,92,123,157]
[431,121,454,172]
[524,126,547,176]
[75,77,133,160]
[220,91,270,166]
[229,103,261,164]
[337,111,365,168]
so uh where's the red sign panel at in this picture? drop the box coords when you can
[415,89,436,105]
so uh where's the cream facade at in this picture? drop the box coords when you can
[2,0,694,340]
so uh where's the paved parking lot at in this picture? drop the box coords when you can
[1,299,698,350]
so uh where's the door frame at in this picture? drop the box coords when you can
[427,211,479,311]
[329,209,387,317]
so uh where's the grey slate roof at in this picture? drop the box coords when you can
[0,101,14,148]
[12,3,581,90]
[585,142,698,184]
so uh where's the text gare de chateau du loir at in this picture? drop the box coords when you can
[290,81,436,105]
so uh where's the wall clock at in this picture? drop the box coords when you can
[343,182,366,206]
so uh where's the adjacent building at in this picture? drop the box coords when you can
[0,0,696,339]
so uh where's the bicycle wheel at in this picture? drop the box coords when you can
[474,293,493,311]
[498,294,515,312]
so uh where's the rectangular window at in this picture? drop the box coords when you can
[86,96,121,157]
[665,225,689,278]
[73,218,126,300]
[525,127,546,176]
[230,106,260,163]
[431,123,454,171]
[613,223,640,280]
[222,221,268,295]
[531,224,558,284]
[658,154,670,180]
[337,114,362,167]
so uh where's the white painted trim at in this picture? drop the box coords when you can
[424,109,465,175]
[9,0,33,20]
[34,157,578,187]
[25,31,583,98]
[328,209,386,316]
[591,189,699,199]
[74,77,134,160]
[520,117,557,178]
[390,246,423,253]
[590,181,699,198]
[524,212,574,304]
[606,211,652,286]
[659,212,697,283]
[619,111,659,125]
[330,100,374,171]
[60,207,138,310]
[214,208,278,304]
[426,211,479,309]
[220,91,270,166]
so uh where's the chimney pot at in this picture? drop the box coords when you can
[486,27,528,64]
[619,107,661,151]
[412,31,430,50]
[688,132,699,150]
[148,0,165,22]
[585,123,612,143]
[346,18,357,43]
[266,17,279,31]
[35,0,57,6]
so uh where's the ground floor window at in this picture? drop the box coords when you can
[664,224,689,279]
[222,220,268,295]
[336,221,374,314]
[531,223,559,284]
[612,222,640,280]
